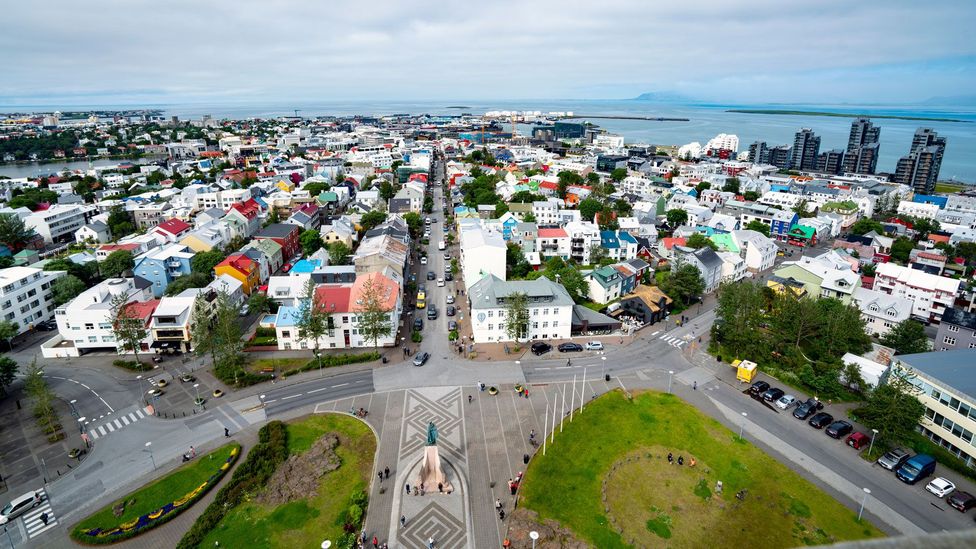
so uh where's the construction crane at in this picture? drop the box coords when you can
[293,109,300,118]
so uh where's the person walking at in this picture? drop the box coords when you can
[190,445,196,458]
[668,452,674,465]
[384,466,390,479]
[378,472,383,483]
[499,508,506,520]
[40,512,49,526]
[468,395,473,403]
[372,536,378,548]
[405,483,411,494]
[495,498,502,510]
[693,380,697,390]
[224,427,230,437]
[400,515,406,527]
[427,536,435,549]
[438,482,443,493]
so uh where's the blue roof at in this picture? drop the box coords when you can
[274,306,300,328]
[600,230,620,249]
[770,184,791,192]
[617,231,637,244]
[290,259,321,274]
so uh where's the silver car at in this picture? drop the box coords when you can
[877,448,912,471]
[775,394,797,410]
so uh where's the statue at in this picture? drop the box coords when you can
[426,421,438,446]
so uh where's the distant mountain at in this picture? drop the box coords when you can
[632,91,696,103]
[921,94,976,107]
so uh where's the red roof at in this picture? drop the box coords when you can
[539,181,559,191]
[928,234,950,244]
[314,285,352,313]
[229,198,261,220]
[123,299,159,323]
[216,253,257,275]
[99,243,140,252]
[199,151,224,158]
[155,218,191,236]
[915,251,947,262]
[661,237,687,250]
[538,228,568,238]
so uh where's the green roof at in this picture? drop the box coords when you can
[821,200,857,212]
[710,233,739,253]
[789,225,816,239]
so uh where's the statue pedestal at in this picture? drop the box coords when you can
[417,445,452,493]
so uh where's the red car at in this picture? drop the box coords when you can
[846,431,869,450]
[282,263,292,273]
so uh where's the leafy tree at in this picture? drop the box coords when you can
[7,188,58,210]
[890,237,914,264]
[880,320,931,355]
[379,181,396,201]
[190,293,218,367]
[300,229,324,256]
[223,235,248,255]
[0,355,18,396]
[107,207,135,239]
[360,211,387,232]
[610,168,627,183]
[686,233,717,250]
[911,217,940,240]
[355,276,393,351]
[100,249,134,278]
[526,257,589,303]
[695,181,711,195]
[586,172,601,185]
[589,245,608,265]
[861,262,877,277]
[850,218,885,236]
[597,207,619,230]
[302,181,329,196]
[109,291,147,365]
[666,209,689,227]
[212,290,245,382]
[858,368,926,445]
[51,275,86,306]
[403,212,423,238]
[510,191,543,203]
[662,264,704,305]
[722,177,740,194]
[523,212,537,223]
[504,291,530,343]
[842,361,866,394]
[579,198,603,221]
[0,214,38,251]
[165,272,210,296]
[743,191,760,201]
[506,243,531,279]
[613,199,633,217]
[714,282,767,357]
[744,219,770,237]
[247,291,274,315]
[191,250,225,277]
[295,279,328,357]
[327,242,352,265]
[44,258,98,285]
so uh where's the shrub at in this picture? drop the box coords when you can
[112,359,150,372]
[281,352,380,377]
[213,356,265,387]
[177,423,288,549]
[411,331,423,343]
[254,326,277,338]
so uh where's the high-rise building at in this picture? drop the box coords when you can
[748,141,769,164]
[769,145,793,169]
[791,128,820,171]
[895,128,946,194]
[815,149,845,174]
[842,118,881,174]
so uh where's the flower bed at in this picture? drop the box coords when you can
[71,443,241,545]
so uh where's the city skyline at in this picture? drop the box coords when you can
[1,1,975,106]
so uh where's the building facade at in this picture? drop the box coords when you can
[0,266,64,334]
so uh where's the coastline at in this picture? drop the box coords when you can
[726,109,971,123]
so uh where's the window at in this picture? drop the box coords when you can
[488,324,493,330]
[282,330,291,338]
[98,323,112,329]
[85,323,94,330]
[542,321,548,328]
[488,310,494,318]
[948,325,960,333]
[498,323,505,331]
[944,337,956,345]
[88,336,97,342]
[532,322,538,329]
[498,311,505,319]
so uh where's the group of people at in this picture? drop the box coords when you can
[181,445,196,462]
[358,531,388,549]
[667,452,696,467]
[350,407,369,418]
[507,471,524,495]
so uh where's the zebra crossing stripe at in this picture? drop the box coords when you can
[89,429,99,439]
[120,415,130,426]
[105,422,115,432]
[136,409,145,419]
[128,412,138,422]
[113,419,122,429]
[98,426,107,435]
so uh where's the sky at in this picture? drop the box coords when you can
[1,0,975,107]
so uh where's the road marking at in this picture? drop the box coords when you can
[308,387,328,393]
[651,330,661,336]
[120,416,130,426]
[281,394,302,400]
[136,409,145,419]
[98,426,107,436]
[128,412,138,422]
[354,379,367,383]
[89,429,99,439]
[23,491,57,538]
[69,379,80,384]
[264,399,277,403]
[333,383,349,388]
[536,367,551,371]
[554,366,571,370]
[113,419,122,429]
[105,422,115,432]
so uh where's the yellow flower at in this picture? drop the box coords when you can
[148,509,164,520]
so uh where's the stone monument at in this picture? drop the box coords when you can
[417,421,452,492]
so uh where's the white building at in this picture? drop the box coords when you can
[532,200,561,227]
[193,188,252,211]
[705,133,739,153]
[874,263,961,324]
[0,266,65,334]
[731,230,777,273]
[24,204,90,244]
[851,287,914,338]
[897,200,940,220]
[468,275,574,343]
[74,220,112,244]
[459,224,507,290]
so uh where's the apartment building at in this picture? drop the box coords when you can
[193,188,252,210]
[935,308,976,351]
[874,262,961,323]
[851,287,913,338]
[24,204,90,244]
[47,278,156,357]
[133,244,195,297]
[459,224,506,290]
[468,275,573,343]
[0,266,64,334]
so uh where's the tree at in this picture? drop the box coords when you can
[190,293,218,367]
[722,177,740,194]
[379,181,396,201]
[686,233,717,250]
[0,213,38,251]
[191,250,225,276]
[51,275,86,306]
[0,320,18,352]
[662,264,704,305]
[295,279,328,358]
[911,217,940,240]
[107,207,135,239]
[511,191,544,203]
[744,219,770,237]
[589,245,608,266]
[858,368,926,445]
[506,243,531,279]
[695,181,711,195]
[110,291,147,365]
[327,242,352,266]
[247,291,274,315]
[880,320,931,355]
[586,172,601,185]
[850,218,884,236]
[360,211,387,232]
[165,272,210,296]
[403,212,423,238]
[842,361,866,394]
[666,209,689,227]
[890,237,914,264]
[356,276,393,351]
[504,291,530,344]
[0,355,17,396]
[743,191,760,201]
[597,207,619,230]
[613,199,633,217]
[579,198,603,221]
[861,263,877,277]
[610,168,627,183]
[100,249,134,278]
[300,229,324,256]
[212,290,245,382]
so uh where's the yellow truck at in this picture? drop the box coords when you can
[731,359,758,383]
[417,289,426,309]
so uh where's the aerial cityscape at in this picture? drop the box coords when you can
[1,2,975,548]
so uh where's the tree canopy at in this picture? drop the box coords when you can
[744,219,771,237]
[191,250,226,277]
[51,275,87,306]
[100,249,134,278]
[666,209,689,227]
[359,211,387,232]
[578,198,604,222]
[880,320,930,355]
[686,233,717,250]
[526,257,589,303]
[662,264,705,306]
[0,214,38,251]
[299,229,324,256]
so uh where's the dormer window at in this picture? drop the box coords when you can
[869,304,879,312]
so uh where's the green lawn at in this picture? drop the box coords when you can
[72,443,240,540]
[201,414,375,548]
[247,357,308,373]
[935,182,968,193]
[519,390,883,548]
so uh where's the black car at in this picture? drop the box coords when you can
[448,320,458,331]
[793,398,824,420]
[427,271,435,280]
[446,305,456,316]
[36,319,57,331]
[808,412,834,429]
[762,387,785,403]
[531,342,552,355]
[445,272,453,281]
[413,352,430,367]
[408,273,417,283]
[558,342,583,352]
[947,490,976,512]
[748,381,770,397]
[825,420,854,438]
[427,307,438,320]
[413,318,424,331]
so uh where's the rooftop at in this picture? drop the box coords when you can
[898,349,976,399]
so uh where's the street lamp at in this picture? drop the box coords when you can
[77,416,86,434]
[667,370,674,394]
[529,531,539,549]
[193,383,201,406]
[316,351,323,377]
[601,356,607,381]
[868,428,879,455]
[858,487,871,521]
[145,441,156,470]
[739,412,747,438]
[136,374,146,403]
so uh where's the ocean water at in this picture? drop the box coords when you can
[3,100,975,182]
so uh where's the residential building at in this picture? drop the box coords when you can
[815,149,845,175]
[770,210,799,241]
[731,230,777,273]
[129,202,172,229]
[224,198,262,238]
[241,238,284,274]
[468,275,574,343]
[672,246,723,294]
[532,200,561,227]
[354,234,409,280]
[842,118,881,175]
[253,223,301,261]
[935,308,976,352]
[193,188,252,210]
[874,262,960,323]
[133,244,195,297]
[459,224,506,289]
[897,200,940,220]
[537,227,570,259]
[74,220,111,244]
[149,293,198,353]
[852,287,914,338]
[153,218,192,243]
[24,204,90,244]
[180,222,232,252]
[586,266,624,305]
[769,256,860,303]
[791,128,821,171]
[214,253,262,295]
[895,128,947,194]
[0,266,64,334]
[45,278,155,357]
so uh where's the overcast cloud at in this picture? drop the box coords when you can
[1,0,973,106]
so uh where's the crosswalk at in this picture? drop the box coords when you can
[87,407,151,440]
[659,333,687,348]
[23,490,57,539]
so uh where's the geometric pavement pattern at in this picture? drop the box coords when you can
[399,387,466,465]
[400,501,468,549]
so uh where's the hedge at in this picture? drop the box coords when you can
[281,351,380,378]
[176,422,288,549]
[112,359,150,372]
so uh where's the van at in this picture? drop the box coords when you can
[0,491,42,525]
[896,454,937,484]
[438,241,446,251]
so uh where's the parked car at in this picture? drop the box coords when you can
[558,343,583,352]
[420,256,428,265]
[445,273,453,281]
[846,432,869,450]
[413,352,430,367]
[0,491,42,525]
[585,341,604,351]
[156,378,169,388]
[925,477,956,498]
[448,320,458,331]
[775,394,797,410]
[443,253,451,260]
[36,319,57,331]
[414,318,424,331]
[531,342,552,355]
[446,295,455,305]
[437,278,445,287]
[427,307,438,320]
[212,389,224,398]
[896,454,937,484]
[808,412,833,429]
[147,388,165,397]
[180,374,196,383]
[947,490,976,512]
[825,420,853,438]
[446,305,456,316]
[748,381,770,397]
[793,398,823,420]
[427,271,436,280]
[238,304,250,317]
[762,387,785,403]
[877,448,912,471]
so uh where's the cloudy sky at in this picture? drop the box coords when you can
[2,0,974,106]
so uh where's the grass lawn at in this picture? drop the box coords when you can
[72,443,240,539]
[935,182,968,193]
[201,414,375,548]
[519,390,883,548]
[247,357,308,373]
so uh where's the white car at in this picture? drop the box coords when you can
[925,477,955,498]
[584,341,604,351]
[776,394,797,410]
[420,256,428,265]
[437,278,445,287]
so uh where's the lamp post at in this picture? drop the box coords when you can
[601,356,607,381]
[316,351,323,377]
[145,441,156,470]
[193,383,201,405]
[667,370,674,394]
[77,416,86,434]
[868,428,879,455]
[739,412,747,438]
[529,531,539,549]
[858,487,871,521]
[136,375,147,404]
[580,367,587,412]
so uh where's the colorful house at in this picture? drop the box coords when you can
[787,225,817,247]
[214,253,262,295]
[253,223,301,261]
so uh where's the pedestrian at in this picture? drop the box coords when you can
[428,536,435,549]
[495,498,502,510]
[668,452,674,465]
[384,466,390,479]
[40,512,48,526]
[510,482,517,495]
[378,472,383,483]
[438,482,443,493]
[468,395,473,403]
[224,427,230,437]
[400,515,406,527]
[361,530,367,544]
[372,536,378,548]
[567,359,571,367]
[406,483,411,494]
[190,445,196,458]
[499,508,506,520]
[678,455,684,466]
[693,380,697,390]
[478,381,484,391]
[524,388,529,398]
[827,399,832,406]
